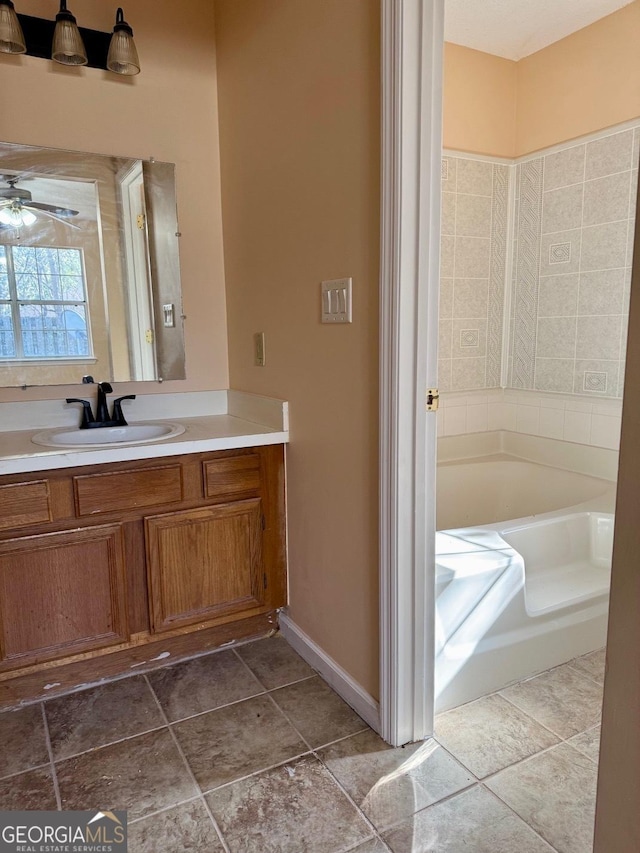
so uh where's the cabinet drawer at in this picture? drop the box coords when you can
[74,465,183,516]
[0,481,51,531]
[203,454,261,500]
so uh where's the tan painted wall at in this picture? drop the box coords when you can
[0,0,227,401]
[214,0,381,696]
[443,2,640,159]
[517,2,640,155]
[443,43,516,158]
[594,178,640,853]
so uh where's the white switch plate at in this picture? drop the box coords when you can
[321,278,352,323]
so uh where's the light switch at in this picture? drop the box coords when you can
[321,278,352,323]
[162,304,175,328]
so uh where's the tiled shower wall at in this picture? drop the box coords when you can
[439,156,509,392]
[441,122,640,400]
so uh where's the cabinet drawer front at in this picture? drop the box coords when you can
[0,524,129,666]
[74,465,183,516]
[0,481,51,531]
[146,500,264,632]
[203,454,261,500]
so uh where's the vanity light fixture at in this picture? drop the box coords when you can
[107,8,139,76]
[0,0,26,54]
[3,3,140,75]
[51,0,87,66]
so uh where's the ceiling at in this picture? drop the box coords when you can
[444,0,635,60]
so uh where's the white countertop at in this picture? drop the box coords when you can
[0,414,288,476]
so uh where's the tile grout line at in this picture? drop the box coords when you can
[480,783,561,852]
[0,760,53,784]
[40,702,62,811]
[142,674,232,853]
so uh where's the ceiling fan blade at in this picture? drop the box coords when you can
[28,201,79,217]
[27,207,81,229]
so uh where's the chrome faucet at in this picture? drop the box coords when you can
[66,376,136,429]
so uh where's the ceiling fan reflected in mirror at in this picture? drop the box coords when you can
[0,176,80,229]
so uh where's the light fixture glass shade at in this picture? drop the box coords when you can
[0,204,36,227]
[107,8,139,75]
[52,1,87,66]
[0,0,26,54]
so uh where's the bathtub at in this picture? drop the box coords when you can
[435,456,616,712]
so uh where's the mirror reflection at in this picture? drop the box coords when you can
[0,141,185,388]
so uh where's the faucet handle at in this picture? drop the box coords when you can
[66,398,95,428]
[112,394,136,426]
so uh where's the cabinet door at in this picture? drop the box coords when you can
[0,524,128,668]
[146,500,265,633]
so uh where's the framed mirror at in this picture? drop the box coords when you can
[0,141,185,388]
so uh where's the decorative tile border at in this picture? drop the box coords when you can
[512,158,543,389]
[487,163,508,387]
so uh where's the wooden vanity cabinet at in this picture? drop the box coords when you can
[0,444,286,676]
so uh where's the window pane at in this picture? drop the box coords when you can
[0,304,15,357]
[35,247,61,276]
[19,303,89,358]
[59,249,82,276]
[12,246,37,275]
[39,273,63,301]
[61,275,84,301]
[0,247,8,299]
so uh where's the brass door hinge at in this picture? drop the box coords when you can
[137,213,146,230]
[426,388,439,411]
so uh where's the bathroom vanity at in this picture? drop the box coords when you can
[0,394,288,703]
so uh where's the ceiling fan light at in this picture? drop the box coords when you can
[107,8,139,76]
[0,204,36,227]
[0,0,26,55]
[52,0,87,66]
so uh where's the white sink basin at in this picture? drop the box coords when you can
[31,422,185,449]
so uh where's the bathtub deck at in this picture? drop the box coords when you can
[525,561,611,615]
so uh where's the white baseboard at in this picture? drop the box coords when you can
[278,609,381,735]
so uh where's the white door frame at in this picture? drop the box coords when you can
[379,0,444,747]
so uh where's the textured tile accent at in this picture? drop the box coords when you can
[548,241,572,265]
[460,329,479,348]
[435,693,559,778]
[235,635,315,690]
[384,785,554,853]
[206,756,371,853]
[486,743,598,853]
[128,801,225,853]
[441,159,448,181]
[584,371,608,393]
[487,164,508,387]
[56,729,197,821]
[513,158,543,389]
[0,704,49,778]
[45,676,164,761]
[319,730,474,831]
[147,650,263,722]
[173,694,308,792]
[270,676,366,748]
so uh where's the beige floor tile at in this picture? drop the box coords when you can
[173,694,308,791]
[206,756,371,853]
[383,785,554,853]
[128,800,225,852]
[500,662,603,738]
[57,729,197,821]
[147,650,263,722]
[486,742,598,853]
[0,767,57,810]
[46,676,165,760]
[347,838,392,852]
[320,730,474,831]
[435,693,559,778]
[566,726,601,764]
[236,635,315,689]
[569,648,606,685]
[270,676,367,747]
[0,704,49,778]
